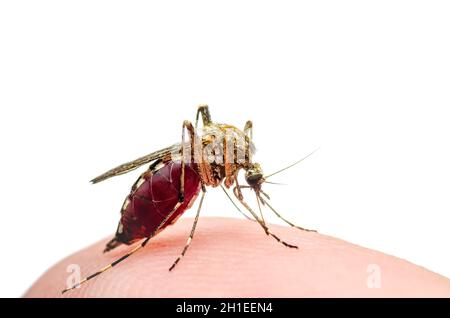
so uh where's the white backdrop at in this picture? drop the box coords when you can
[1,1,449,297]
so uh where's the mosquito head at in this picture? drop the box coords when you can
[245,163,265,191]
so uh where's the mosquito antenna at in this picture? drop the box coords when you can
[264,148,319,179]
[263,181,287,186]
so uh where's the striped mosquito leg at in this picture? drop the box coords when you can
[220,184,253,221]
[259,195,317,233]
[62,201,184,294]
[244,120,253,141]
[195,104,212,128]
[256,195,267,226]
[62,240,147,294]
[181,121,194,201]
[232,186,298,249]
[243,120,254,161]
[169,190,206,271]
[265,229,298,248]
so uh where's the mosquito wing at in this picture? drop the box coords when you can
[91,143,181,184]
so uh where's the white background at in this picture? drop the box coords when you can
[1,1,449,297]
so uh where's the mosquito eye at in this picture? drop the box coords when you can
[246,173,263,185]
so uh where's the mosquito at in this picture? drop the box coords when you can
[62,105,317,294]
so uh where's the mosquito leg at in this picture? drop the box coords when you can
[148,158,163,171]
[243,120,254,161]
[169,190,206,271]
[232,186,298,249]
[244,120,253,141]
[62,200,185,294]
[256,195,266,225]
[259,194,317,233]
[220,184,253,221]
[234,177,244,200]
[195,104,212,128]
[181,120,198,202]
[235,184,266,225]
[222,185,295,249]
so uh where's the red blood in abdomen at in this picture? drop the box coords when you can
[117,161,201,244]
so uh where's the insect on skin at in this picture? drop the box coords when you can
[62,105,317,294]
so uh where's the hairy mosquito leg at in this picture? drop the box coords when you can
[259,194,317,233]
[231,184,265,224]
[243,120,253,161]
[229,185,313,232]
[232,186,298,249]
[169,190,206,271]
[181,120,197,201]
[62,199,185,294]
[244,120,253,141]
[168,112,208,272]
[265,229,298,248]
[256,195,266,226]
[234,178,244,200]
[220,184,253,221]
[195,104,212,128]
[223,186,296,250]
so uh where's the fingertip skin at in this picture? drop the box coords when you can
[24,217,450,298]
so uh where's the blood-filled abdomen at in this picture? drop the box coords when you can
[107,161,201,250]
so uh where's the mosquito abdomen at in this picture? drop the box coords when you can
[110,161,202,248]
